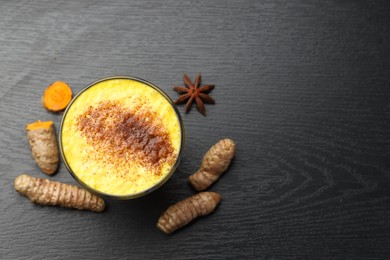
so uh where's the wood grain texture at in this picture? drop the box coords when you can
[0,0,389,259]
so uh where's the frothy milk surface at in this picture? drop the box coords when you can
[61,78,182,196]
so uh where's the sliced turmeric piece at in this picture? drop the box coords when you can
[26,120,59,175]
[188,138,236,191]
[42,81,72,112]
[14,174,105,212]
[157,192,221,234]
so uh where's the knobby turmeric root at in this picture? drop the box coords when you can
[26,120,59,175]
[42,81,72,112]
[14,174,105,212]
[188,138,236,191]
[157,192,221,234]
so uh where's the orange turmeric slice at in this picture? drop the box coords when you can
[26,120,53,130]
[42,81,72,112]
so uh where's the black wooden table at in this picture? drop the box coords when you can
[1,1,389,259]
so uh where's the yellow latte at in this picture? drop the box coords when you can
[61,78,182,197]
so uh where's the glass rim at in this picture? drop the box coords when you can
[58,76,185,200]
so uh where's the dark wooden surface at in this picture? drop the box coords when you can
[0,0,389,259]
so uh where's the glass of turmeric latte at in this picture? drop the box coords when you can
[59,77,184,199]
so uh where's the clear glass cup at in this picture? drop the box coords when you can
[59,76,184,199]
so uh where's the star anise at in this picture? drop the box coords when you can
[173,74,215,116]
